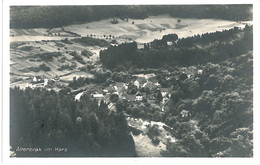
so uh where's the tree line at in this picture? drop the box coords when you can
[100,25,252,69]
[10,5,252,29]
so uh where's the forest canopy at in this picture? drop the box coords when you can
[10,5,252,29]
[10,87,136,157]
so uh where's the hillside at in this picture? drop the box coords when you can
[100,25,253,69]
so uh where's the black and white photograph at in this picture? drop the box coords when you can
[1,0,260,164]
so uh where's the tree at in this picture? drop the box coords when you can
[110,93,119,103]
[147,124,160,139]
[162,33,178,42]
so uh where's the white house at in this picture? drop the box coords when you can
[167,41,173,46]
[93,93,104,99]
[160,88,169,97]
[44,79,48,86]
[32,76,42,83]
[198,69,203,75]
[75,92,84,101]
[155,82,161,87]
[33,77,37,82]
[32,77,48,88]
[114,86,118,91]
[135,96,143,101]
[103,89,108,94]
[137,43,144,49]
[134,80,140,89]
[123,83,128,89]
[92,93,105,105]
[113,91,119,95]
[180,110,190,118]
[135,92,143,101]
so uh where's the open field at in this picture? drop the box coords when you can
[128,117,176,156]
[10,15,250,43]
[10,15,250,89]
[10,39,99,88]
[10,15,251,86]
[62,15,251,43]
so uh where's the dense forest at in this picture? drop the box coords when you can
[99,25,253,156]
[100,25,253,69]
[123,50,253,156]
[163,49,253,156]
[10,5,252,29]
[10,87,136,157]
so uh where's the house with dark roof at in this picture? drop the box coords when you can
[160,88,170,97]
[134,77,147,89]
[32,76,48,88]
[180,110,191,121]
[142,81,157,90]
[32,76,43,83]
[135,92,144,101]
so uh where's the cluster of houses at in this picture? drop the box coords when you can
[87,73,172,112]
[136,41,175,50]
[31,75,59,88]
[79,69,204,114]
[31,76,48,88]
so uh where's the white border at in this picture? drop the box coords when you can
[5,0,256,5]
[253,0,260,160]
[2,0,260,165]
[0,0,3,163]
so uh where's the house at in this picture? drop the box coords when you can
[144,73,156,80]
[123,83,128,89]
[33,77,37,82]
[167,41,173,46]
[198,69,203,75]
[126,94,136,101]
[104,93,111,103]
[137,77,146,84]
[162,97,169,105]
[187,74,194,78]
[92,93,104,100]
[105,85,117,93]
[32,76,43,83]
[160,88,169,97]
[149,76,158,83]
[135,92,143,101]
[142,81,157,90]
[43,79,48,86]
[114,86,118,91]
[134,77,146,89]
[113,91,119,95]
[75,92,84,101]
[180,110,189,117]
[92,93,105,105]
[155,82,161,87]
[137,43,144,49]
[103,89,108,94]
[32,84,44,88]
[180,110,191,120]
[134,80,140,89]
[32,76,48,88]
[108,102,115,110]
